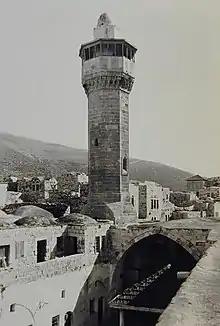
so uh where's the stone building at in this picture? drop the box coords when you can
[199,186,220,200]
[129,181,174,221]
[0,205,112,326]
[186,174,206,196]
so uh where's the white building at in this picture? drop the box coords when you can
[213,199,220,219]
[44,177,58,199]
[0,183,8,208]
[129,181,174,221]
[0,205,112,326]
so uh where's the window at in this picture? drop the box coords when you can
[64,236,78,256]
[123,44,128,58]
[101,42,108,55]
[94,138,99,147]
[95,236,101,253]
[95,44,101,56]
[52,315,60,326]
[90,46,95,59]
[153,200,157,209]
[108,43,115,55]
[156,200,159,209]
[61,290,66,298]
[116,43,122,56]
[122,156,128,172]
[37,240,47,263]
[85,48,89,61]
[131,195,135,206]
[90,299,95,315]
[0,245,10,267]
[101,236,106,250]
[56,236,64,253]
[151,200,154,210]
[15,241,24,259]
[10,304,15,312]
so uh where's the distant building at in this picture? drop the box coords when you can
[186,174,206,196]
[0,183,8,208]
[44,177,58,199]
[213,199,220,219]
[200,186,220,200]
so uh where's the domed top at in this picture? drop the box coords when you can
[14,205,54,220]
[97,13,112,27]
[59,213,98,226]
[81,199,115,221]
[0,214,20,228]
[15,216,57,227]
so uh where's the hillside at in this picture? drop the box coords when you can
[0,133,192,190]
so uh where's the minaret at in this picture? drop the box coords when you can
[79,13,137,223]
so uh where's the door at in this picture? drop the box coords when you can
[37,240,47,262]
[98,297,104,324]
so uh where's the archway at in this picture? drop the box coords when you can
[64,311,73,326]
[110,233,198,326]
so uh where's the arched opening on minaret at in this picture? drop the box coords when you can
[122,156,128,172]
[131,195,135,206]
[94,138,99,147]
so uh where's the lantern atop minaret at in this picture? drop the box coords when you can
[93,12,116,39]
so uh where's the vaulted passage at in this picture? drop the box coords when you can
[110,234,197,326]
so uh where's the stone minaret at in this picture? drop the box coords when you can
[79,13,137,223]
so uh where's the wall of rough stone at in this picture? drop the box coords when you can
[87,88,130,204]
[0,226,65,269]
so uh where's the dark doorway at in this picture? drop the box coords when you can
[64,311,73,326]
[98,297,104,324]
[0,245,10,267]
[37,240,47,263]
[64,236,78,256]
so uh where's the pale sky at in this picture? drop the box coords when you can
[0,0,219,177]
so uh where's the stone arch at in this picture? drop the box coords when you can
[114,227,202,266]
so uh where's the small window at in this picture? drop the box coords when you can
[56,236,64,253]
[131,195,135,206]
[122,156,128,172]
[90,46,95,59]
[15,241,24,259]
[101,42,108,55]
[90,299,95,315]
[10,304,15,312]
[101,236,106,250]
[151,200,154,210]
[94,138,99,147]
[116,43,122,56]
[123,44,128,58]
[52,315,60,326]
[95,236,100,253]
[85,48,89,61]
[153,200,157,209]
[108,43,115,55]
[61,290,66,298]
[95,44,101,56]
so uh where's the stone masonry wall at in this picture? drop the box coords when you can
[88,88,130,204]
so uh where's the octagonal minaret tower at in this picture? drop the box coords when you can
[79,13,137,222]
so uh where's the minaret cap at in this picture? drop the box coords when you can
[97,13,112,27]
[93,12,115,40]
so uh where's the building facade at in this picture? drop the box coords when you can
[129,181,174,221]
[186,175,206,196]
